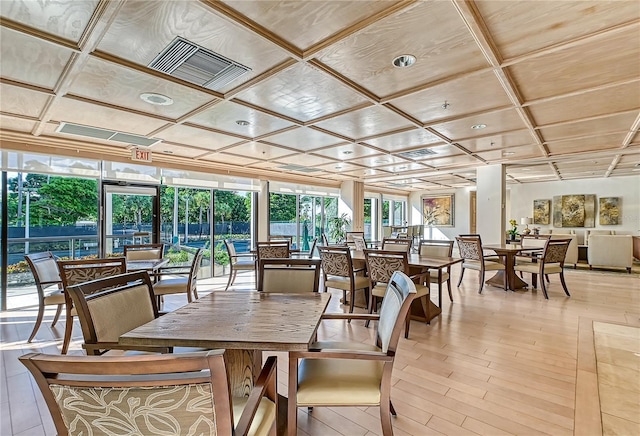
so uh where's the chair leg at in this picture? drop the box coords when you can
[478,270,485,294]
[404,314,411,339]
[540,276,549,299]
[224,269,236,291]
[545,274,550,283]
[420,295,430,325]
[559,272,570,296]
[457,268,465,286]
[347,289,356,323]
[380,392,393,436]
[61,313,74,355]
[50,304,63,327]
[390,400,397,416]
[365,295,376,328]
[447,279,453,302]
[288,356,298,436]
[27,301,46,343]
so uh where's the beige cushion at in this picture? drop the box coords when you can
[373,282,428,298]
[153,277,188,295]
[126,249,162,261]
[296,358,384,406]
[311,341,381,352]
[462,260,504,271]
[325,275,369,291]
[429,271,449,284]
[43,291,65,306]
[233,260,255,270]
[262,268,316,293]
[232,396,276,436]
[514,263,563,274]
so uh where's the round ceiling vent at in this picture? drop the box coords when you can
[140,93,174,106]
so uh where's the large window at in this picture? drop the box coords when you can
[382,200,390,226]
[269,193,297,246]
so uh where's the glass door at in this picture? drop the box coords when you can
[102,183,159,257]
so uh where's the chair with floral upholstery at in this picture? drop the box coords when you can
[20,350,277,436]
[514,238,572,299]
[455,236,506,293]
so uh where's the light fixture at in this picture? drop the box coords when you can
[392,54,416,68]
[442,101,450,109]
[374,158,390,164]
[503,151,515,156]
[471,124,486,129]
[139,93,173,106]
[236,120,250,126]
[342,150,353,155]
[520,217,532,234]
[162,150,174,154]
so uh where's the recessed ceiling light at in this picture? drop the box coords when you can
[471,124,486,129]
[140,93,173,106]
[374,159,390,164]
[162,150,174,154]
[503,152,515,156]
[236,120,250,126]
[335,165,342,170]
[392,54,416,68]
[398,166,407,170]
[342,150,353,155]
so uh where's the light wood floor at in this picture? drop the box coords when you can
[1,265,639,436]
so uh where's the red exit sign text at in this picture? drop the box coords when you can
[131,148,152,162]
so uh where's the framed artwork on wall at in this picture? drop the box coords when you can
[599,197,621,225]
[553,194,596,227]
[533,199,550,225]
[422,194,454,227]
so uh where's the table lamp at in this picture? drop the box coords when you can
[520,217,532,234]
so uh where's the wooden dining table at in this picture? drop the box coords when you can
[350,250,463,322]
[120,291,331,434]
[482,243,543,291]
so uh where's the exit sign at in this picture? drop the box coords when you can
[131,148,152,162]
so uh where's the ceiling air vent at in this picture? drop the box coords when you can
[56,122,161,147]
[278,164,322,173]
[149,37,251,90]
[397,148,437,159]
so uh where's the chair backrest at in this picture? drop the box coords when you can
[224,239,238,259]
[317,245,354,278]
[258,258,321,293]
[352,234,367,251]
[187,248,204,294]
[66,271,159,352]
[520,234,550,249]
[455,236,484,261]
[307,237,318,259]
[19,350,235,436]
[364,249,409,285]
[268,235,294,246]
[321,233,329,246]
[382,237,412,252]
[345,231,365,244]
[24,251,62,292]
[256,241,290,260]
[418,239,454,258]
[542,239,571,265]
[58,257,127,291]
[376,271,417,353]
[123,243,165,261]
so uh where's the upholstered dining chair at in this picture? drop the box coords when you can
[345,231,365,248]
[418,239,455,302]
[24,252,65,343]
[224,239,256,291]
[257,258,321,293]
[67,271,172,355]
[352,234,367,251]
[364,249,430,337]
[288,271,417,436]
[123,243,165,261]
[514,238,572,299]
[57,257,127,354]
[20,350,277,436]
[153,248,203,308]
[382,237,412,252]
[455,236,506,294]
[457,233,500,261]
[317,245,370,318]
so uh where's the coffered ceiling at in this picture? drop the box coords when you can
[1,0,639,193]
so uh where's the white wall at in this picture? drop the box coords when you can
[509,175,640,244]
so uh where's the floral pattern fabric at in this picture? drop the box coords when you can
[456,240,481,260]
[366,256,406,283]
[320,251,350,277]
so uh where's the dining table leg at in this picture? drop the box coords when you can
[486,252,529,291]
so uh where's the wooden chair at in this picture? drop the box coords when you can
[457,233,499,260]
[515,234,550,281]
[153,248,203,308]
[292,237,318,259]
[268,235,294,247]
[317,246,370,319]
[455,236,506,293]
[24,252,65,343]
[514,239,572,299]
[352,234,367,251]
[321,233,329,246]
[20,350,277,436]
[123,243,165,261]
[224,239,256,291]
[364,249,430,337]
[345,231,365,248]
[288,271,417,436]
[257,258,321,293]
[418,239,455,302]
[57,257,127,354]
[382,237,412,252]
[66,271,172,355]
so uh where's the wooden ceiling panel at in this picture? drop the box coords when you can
[201,152,260,166]
[313,106,413,139]
[404,143,464,160]
[50,97,168,135]
[363,128,443,152]
[390,71,513,123]
[236,63,370,122]
[0,115,36,133]
[509,25,640,101]
[540,112,638,141]
[222,0,395,50]
[430,108,527,140]
[277,153,337,167]
[457,130,535,152]
[477,1,640,59]
[508,164,557,179]
[419,154,480,168]
[316,1,488,97]
[96,1,289,92]
[377,162,430,173]
[264,126,343,151]
[223,141,295,160]
[0,0,99,42]
[154,125,240,150]
[314,161,364,173]
[188,101,293,137]
[0,28,72,89]
[528,81,640,126]
[475,144,542,163]
[547,132,626,155]
[556,159,611,173]
[342,168,391,178]
[346,154,408,168]
[69,57,216,119]
[0,83,50,117]
[151,142,212,159]
[311,143,380,160]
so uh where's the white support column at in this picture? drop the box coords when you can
[339,181,364,231]
[476,164,506,244]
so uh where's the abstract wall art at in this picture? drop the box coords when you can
[422,194,454,227]
[533,199,550,225]
[553,194,596,227]
[599,197,621,225]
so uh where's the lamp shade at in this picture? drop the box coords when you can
[520,217,532,225]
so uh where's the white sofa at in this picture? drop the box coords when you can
[587,235,633,273]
